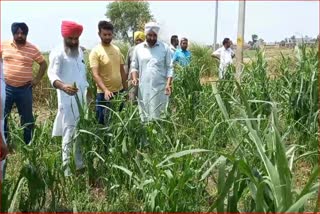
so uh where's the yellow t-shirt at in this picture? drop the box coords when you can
[89,43,124,93]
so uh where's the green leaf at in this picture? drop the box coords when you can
[157,149,210,167]
[217,158,226,212]
[112,164,133,184]
[200,156,226,181]
[285,191,317,212]
[8,177,28,212]
[245,116,282,210]
[255,181,268,212]
[122,137,128,154]
[272,107,293,209]
[212,84,230,120]
[208,160,237,212]
[149,189,159,211]
[297,166,319,200]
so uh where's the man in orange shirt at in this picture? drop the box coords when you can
[0,22,47,145]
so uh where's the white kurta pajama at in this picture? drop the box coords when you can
[213,47,234,79]
[0,61,6,180]
[170,44,177,57]
[130,41,173,122]
[48,44,88,176]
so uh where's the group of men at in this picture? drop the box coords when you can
[0,20,235,177]
[169,35,235,79]
[0,20,177,176]
[169,35,235,78]
[170,35,192,67]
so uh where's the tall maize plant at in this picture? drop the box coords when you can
[207,81,319,212]
[273,44,318,151]
[242,50,272,118]
[289,45,318,134]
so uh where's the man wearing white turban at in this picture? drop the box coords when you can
[130,22,173,122]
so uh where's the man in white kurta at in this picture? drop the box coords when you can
[0,61,8,181]
[169,35,179,57]
[212,38,235,79]
[48,21,88,176]
[130,22,173,122]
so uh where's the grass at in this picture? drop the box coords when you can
[1,43,318,212]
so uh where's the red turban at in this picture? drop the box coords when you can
[61,21,83,38]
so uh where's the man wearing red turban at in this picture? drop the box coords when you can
[47,21,88,176]
[61,21,83,38]
[60,21,84,57]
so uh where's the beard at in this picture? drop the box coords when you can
[65,46,79,57]
[101,38,112,45]
[14,38,26,45]
[147,39,156,47]
[64,42,79,57]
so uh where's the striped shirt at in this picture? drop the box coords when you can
[0,41,44,87]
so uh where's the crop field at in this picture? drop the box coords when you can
[1,44,319,212]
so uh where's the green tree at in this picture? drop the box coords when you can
[105,0,153,44]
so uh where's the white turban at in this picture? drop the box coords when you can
[144,22,160,35]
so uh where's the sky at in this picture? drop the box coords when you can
[1,1,318,51]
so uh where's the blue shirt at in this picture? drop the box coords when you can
[172,48,191,67]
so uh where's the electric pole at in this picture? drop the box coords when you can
[236,0,246,82]
[213,0,219,50]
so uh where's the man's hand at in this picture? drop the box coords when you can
[32,60,47,87]
[62,84,78,96]
[132,78,139,86]
[131,71,139,87]
[165,83,172,96]
[104,89,114,101]
[31,78,41,87]
[120,64,128,91]
[122,81,129,91]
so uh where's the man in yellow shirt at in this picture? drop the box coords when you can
[89,21,128,125]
